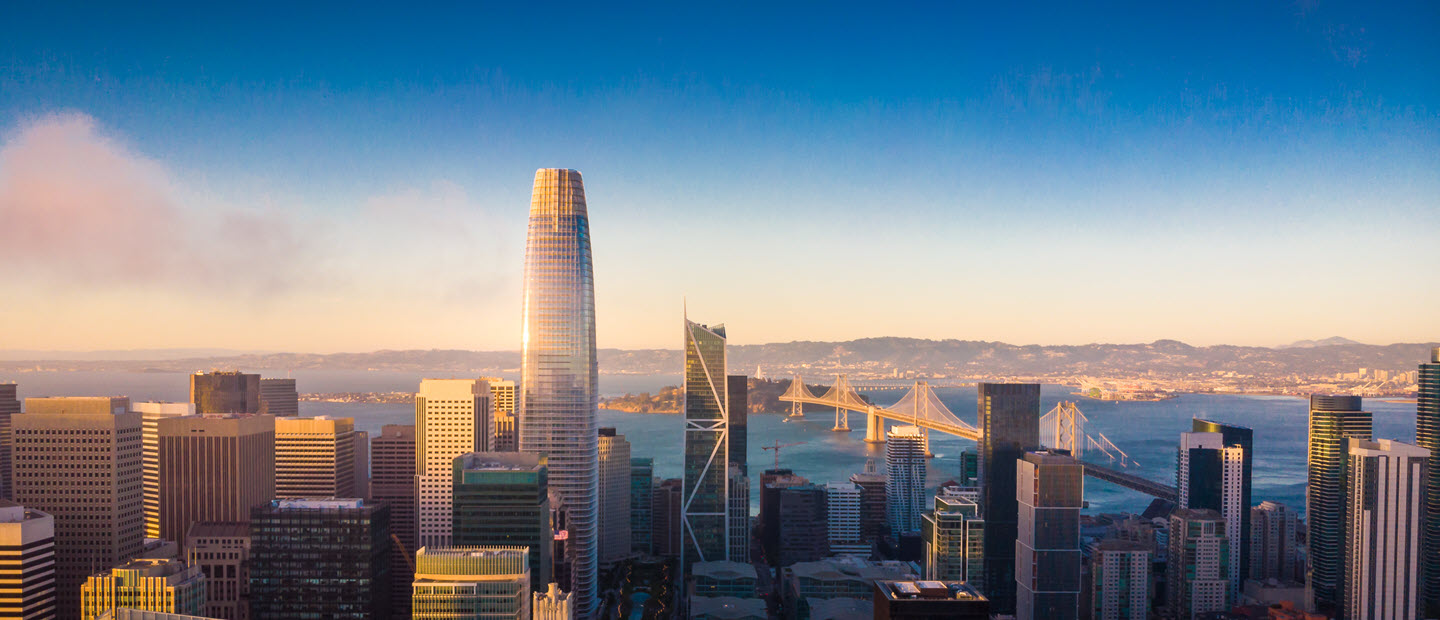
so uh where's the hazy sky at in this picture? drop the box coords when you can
[1,3,1436,352]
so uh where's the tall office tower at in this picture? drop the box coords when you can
[14,397,142,620]
[825,481,867,556]
[630,459,654,555]
[922,491,984,585]
[774,483,829,566]
[977,382,1041,615]
[1015,452,1083,620]
[1176,430,1245,599]
[727,465,750,563]
[886,425,927,535]
[352,430,370,499]
[412,547,531,620]
[1167,508,1230,619]
[481,378,518,452]
[0,384,17,499]
[532,583,574,620]
[273,416,356,498]
[1250,501,1302,583]
[371,424,417,613]
[758,470,809,563]
[249,499,391,620]
[850,459,887,540]
[727,375,748,475]
[1307,394,1371,612]
[256,378,298,417]
[417,378,493,548]
[1417,347,1440,616]
[189,372,259,414]
[1192,419,1253,586]
[682,318,731,568]
[1091,539,1151,620]
[1343,438,1428,620]
[0,500,56,618]
[597,428,632,567]
[135,402,195,539]
[80,559,205,620]
[156,414,275,546]
[184,523,249,620]
[452,452,552,590]
[652,479,684,558]
[520,167,600,615]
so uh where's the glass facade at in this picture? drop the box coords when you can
[683,319,730,567]
[519,168,599,615]
[630,458,654,555]
[249,499,392,620]
[452,453,552,591]
[1418,348,1440,617]
[977,383,1041,615]
[1307,395,1371,613]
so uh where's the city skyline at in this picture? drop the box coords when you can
[1,4,1437,352]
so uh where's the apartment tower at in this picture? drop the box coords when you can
[1417,347,1440,616]
[977,382,1041,615]
[1176,430,1245,599]
[1192,419,1253,586]
[1015,451,1083,620]
[1091,539,1150,620]
[1307,394,1371,612]
[922,490,984,586]
[1250,501,1302,583]
[1167,508,1231,619]
[886,425,927,535]
[416,378,492,548]
[1343,438,1428,620]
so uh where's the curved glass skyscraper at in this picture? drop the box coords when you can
[520,168,598,616]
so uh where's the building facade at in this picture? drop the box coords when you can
[886,425,927,536]
[1177,429,1246,599]
[682,318,732,568]
[273,416,356,499]
[1417,347,1440,616]
[189,372,259,415]
[531,583,573,620]
[1015,452,1083,620]
[156,414,275,547]
[480,378,517,452]
[249,499,391,620]
[775,484,829,566]
[0,500,55,619]
[1307,394,1372,612]
[0,384,17,500]
[850,459,887,542]
[1091,539,1150,620]
[873,580,990,620]
[1343,438,1428,620]
[452,452,552,590]
[416,378,493,548]
[630,458,654,556]
[597,428,632,567]
[411,547,530,620]
[256,379,298,418]
[652,479,683,558]
[825,482,866,557]
[977,382,1041,615]
[921,491,984,586]
[81,559,205,620]
[1250,501,1302,583]
[135,402,195,540]
[183,523,249,620]
[1192,419,1253,588]
[1167,508,1230,619]
[727,465,750,563]
[370,424,417,613]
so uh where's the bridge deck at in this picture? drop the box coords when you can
[1082,462,1177,501]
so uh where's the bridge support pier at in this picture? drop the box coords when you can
[863,408,884,443]
[787,400,804,419]
[922,428,933,458]
[832,406,851,432]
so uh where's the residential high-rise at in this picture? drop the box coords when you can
[727,375,748,476]
[921,490,984,586]
[184,523,249,620]
[1417,347,1440,616]
[520,167,600,615]
[135,402,195,539]
[249,499,391,620]
[1015,451,1083,620]
[481,378,518,452]
[850,459,887,541]
[452,452,552,590]
[630,458,654,555]
[0,384,17,499]
[825,482,867,557]
[886,425,926,535]
[532,583,574,620]
[371,424,417,613]
[1192,419,1253,587]
[0,500,56,618]
[977,382,1041,615]
[1176,430,1245,599]
[274,416,356,498]
[597,428,632,567]
[682,318,732,568]
[156,414,275,546]
[14,396,142,620]
[652,479,683,558]
[1307,394,1371,612]
[1343,438,1428,620]
[1091,539,1150,620]
[416,378,493,548]
[80,558,205,620]
[1167,508,1230,619]
[412,547,530,620]
[256,378,298,418]
[189,372,259,414]
[1250,501,1302,583]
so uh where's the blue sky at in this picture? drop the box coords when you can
[1,2,1436,351]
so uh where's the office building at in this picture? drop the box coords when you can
[597,428,632,567]
[273,416,356,498]
[921,490,983,586]
[94,611,220,620]
[775,483,829,566]
[0,384,18,500]
[1015,451,1083,620]
[1177,429,1246,599]
[416,378,493,548]
[520,168,600,615]
[183,523,248,620]
[630,458,654,555]
[249,498,391,620]
[873,580,990,620]
[411,546,530,620]
[135,402,195,540]
[256,379,297,418]
[81,559,205,620]
[1167,508,1230,619]
[1250,501,1302,583]
[727,375,748,476]
[156,414,274,546]
[14,397,142,620]
[727,465,750,563]
[1307,394,1371,612]
[886,425,926,535]
[850,459,887,541]
[480,378,517,452]
[189,372,259,414]
[1091,539,1150,620]
[1417,347,1440,616]
[682,318,733,568]
[452,452,552,590]
[780,557,920,617]
[1192,419,1253,587]
[0,500,55,618]
[825,482,867,557]
[759,470,809,564]
[352,430,369,499]
[370,424,416,613]
[532,583,573,620]
[652,479,683,558]
[977,382,1041,615]
[1343,438,1428,620]
[690,561,758,599]
[958,449,979,487]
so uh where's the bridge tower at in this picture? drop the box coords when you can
[1041,401,1084,459]
[831,374,854,432]
[864,406,884,443]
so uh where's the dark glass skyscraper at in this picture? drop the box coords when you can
[189,371,260,414]
[249,498,391,620]
[727,375,748,476]
[977,382,1041,615]
[452,451,552,591]
[1417,347,1440,616]
[1307,394,1371,613]
[683,318,732,568]
[1015,451,1083,620]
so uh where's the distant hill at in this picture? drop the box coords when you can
[1277,337,1365,349]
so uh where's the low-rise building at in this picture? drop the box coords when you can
[689,561,758,599]
[872,580,990,620]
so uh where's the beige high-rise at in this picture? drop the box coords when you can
[0,500,56,618]
[135,402,196,539]
[274,416,355,498]
[416,379,492,547]
[597,428,632,567]
[80,558,206,620]
[482,378,518,452]
[185,522,250,620]
[157,415,275,547]
[13,397,143,620]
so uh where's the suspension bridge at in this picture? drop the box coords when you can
[779,375,1177,501]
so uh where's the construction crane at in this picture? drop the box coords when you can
[761,440,806,470]
[391,534,415,572]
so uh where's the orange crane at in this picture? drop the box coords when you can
[761,440,806,470]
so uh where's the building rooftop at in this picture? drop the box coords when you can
[456,451,543,471]
[1096,538,1151,552]
[806,597,871,619]
[417,546,528,560]
[689,596,766,619]
[271,498,366,510]
[1023,450,1081,465]
[875,580,987,602]
[0,500,50,523]
[691,561,758,581]
[787,557,919,582]
[185,522,249,539]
